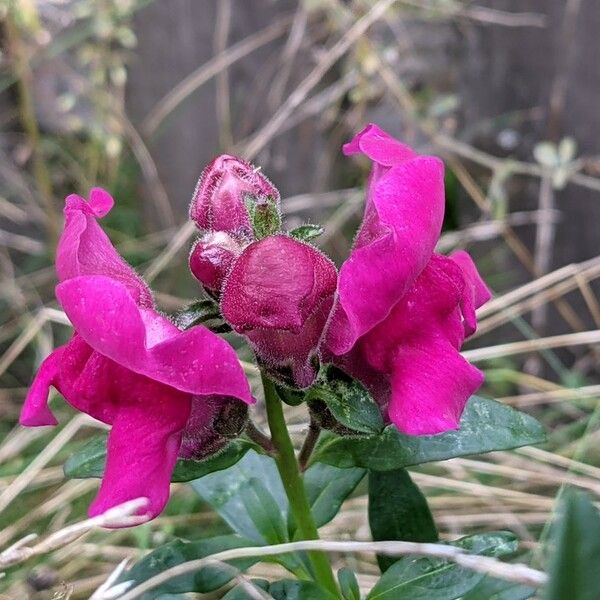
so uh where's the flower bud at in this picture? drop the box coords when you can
[221,234,337,389]
[189,231,242,294]
[179,396,249,461]
[190,154,279,239]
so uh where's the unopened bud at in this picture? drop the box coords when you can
[189,231,241,294]
[190,154,279,239]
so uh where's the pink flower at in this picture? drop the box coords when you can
[189,154,279,239]
[221,234,337,388]
[21,189,253,520]
[326,125,491,435]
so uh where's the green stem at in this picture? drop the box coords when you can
[261,373,339,597]
[298,416,321,472]
[6,13,59,246]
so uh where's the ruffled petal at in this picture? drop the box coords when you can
[356,255,483,434]
[88,368,191,519]
[56,188,153,308]
[342,123,417,166]
[19,347,63,426]
[221,235,337,331]
[450,250,492,336]
[328,155,445,354]
[56,275,253,404]
[388,336,484,435]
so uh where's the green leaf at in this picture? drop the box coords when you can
[367,532,518,600]
[311,397,545,470]
[338,567,361,600]
[64,435,257,482]
[368,468,438,572]
[545,489,600,600]
[224,579,336,600]
[289,224,324,243]
[63,435,106,479]
[308,365,384,434]
[298,463,366,531]
[462,576,535,600]
[173,298,231,333]
[222,579,270,599]
[276,383,306,406]
[119,534,258,598]
[268,579,337,599]
[172,439,260,482]
[192,450,289,545]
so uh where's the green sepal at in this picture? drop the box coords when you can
[245,194,281,239]
[173,298,231,333]
[289,223,324,243]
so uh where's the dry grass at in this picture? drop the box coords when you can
[1,0,599,598]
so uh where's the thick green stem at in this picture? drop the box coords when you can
[261,373,339,597]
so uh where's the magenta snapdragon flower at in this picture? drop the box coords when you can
[325,124,491,435]
[221,234,337,388]
[21,189,253,519]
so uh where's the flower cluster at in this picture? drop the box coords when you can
[23,124,490,521]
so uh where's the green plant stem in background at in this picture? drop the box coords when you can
[5,12,59,247]
[261,372,339,597]
[298,416,321,471]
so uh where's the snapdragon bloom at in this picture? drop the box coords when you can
[21,189,253,519]
[189,156,337,389]
[326,124,491,435]
[221,234,337,388]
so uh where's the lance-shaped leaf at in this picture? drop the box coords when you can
[191,450,288,545]
[310,397,545,470]
[117,534,259,597]
[369,468,438,572]
[545,489,600,600]
[307,364,384,435]
[367,532,518,600]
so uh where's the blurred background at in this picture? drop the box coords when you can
[1,1,600,597]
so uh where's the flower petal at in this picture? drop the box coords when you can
[343,123,416,166]
[189,231,241,293]
[388,336,484,435]
[56,189,153,308]
[19,347,63,426]
[450,250,492,336]
[56,275,253,404]
[328,155,445,354]
[221,235,337,332]
[88,373,191,520]
[355,255,483,434]
[247,294,334,388]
